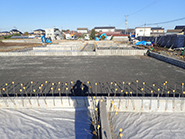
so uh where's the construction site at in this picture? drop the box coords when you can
[0,38,185,139]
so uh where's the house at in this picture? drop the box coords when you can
[34,29,45,36]
[77,28,88,34]
[166,26,185,35]
[10,29,22,35]
[0,31,10,36]
[95,32,121,40]
[135,27,151,38]
[45,28,64,40]
[151,27,164,36]
[112,34,129,42]
[94,26,115,32]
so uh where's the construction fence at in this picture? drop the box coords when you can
[137,35,185,48]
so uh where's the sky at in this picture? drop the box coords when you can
[0,0,185,33]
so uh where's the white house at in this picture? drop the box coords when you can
[135,27,151,38]
[45,28,63,40]
[94,26,115,32]
[77,28,88,34]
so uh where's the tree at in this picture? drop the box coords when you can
[23,32,29,36]
[90,29,96,40]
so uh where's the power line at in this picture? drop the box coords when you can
[138,16,185,27]
[115,0,160,27]
[128,0,160,17]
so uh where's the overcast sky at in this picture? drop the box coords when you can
[0,0,185,32]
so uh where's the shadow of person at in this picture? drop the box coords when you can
[69,80,95,138]
[70,80,89,96]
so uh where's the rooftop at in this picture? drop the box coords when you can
[94,26,115,29]
[77,28,88,30]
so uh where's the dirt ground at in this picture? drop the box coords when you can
[0,42,43,52]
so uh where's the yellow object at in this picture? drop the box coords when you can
[165,81,167,83]
[111,100,114,104]
[52,83,54,85]
[92,131,96,135]
[121,90,123,93]
[123,82,125,84]
[87,81,89,84]
[58,88,60,91]
[93,96,96,99]
[95,107,98,111]
[115,83,117,86]
[136,80,138,83]
[120,133,123,137]
[5,83,8,86]
[39,87,41,90]
[126,92,128,94]
[31,81,33,84]
[119,128,123,132]
[92,121,94,125]
[58,82,61,84]
[65,83,67,85]
[51,87,53,90]
[173,90,175,93]
[128,82,130,85]
[97,125,100,129]
[130,92,132,94]
[41,84,43,87]
[111,82,113,84]
[158,88,160,91]
[115,112,117,115]
[20,89,22,92]
[23,87,25,90]
[143,82,145,85]
[167,91,170,94]
[2,88,5,91]
[141,88,143,91]
[12,81,14,84]
[182,83,184,86]
[33,89,36,92]
[66,88,68,90]
[183,91,185,94]
[101,99,103,102]
[95,99,97,102]
[95,83,97,85]
[45,81,47,84]
[153,84,155,87]
[115,88,118,91]
[151,90,153,94]
[21,83,23,86]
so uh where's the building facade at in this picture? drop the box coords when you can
[45,28,63,40]
[77,28,88,34]
[94,26,115,32]
[135,27,151,38]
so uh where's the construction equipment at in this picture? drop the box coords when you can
[41,34,52,44]
[95,33,107,41]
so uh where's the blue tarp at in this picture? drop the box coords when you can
[135,41,151,46]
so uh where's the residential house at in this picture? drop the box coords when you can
[77,28,88,34]
[166,26,185,35]
[151,27,164,36]
[0,31,10,36]
[34,29,45,36]
[10,29,22,35]
[45,28,63,40]
[135,27,151,38]
[94,26,115,32]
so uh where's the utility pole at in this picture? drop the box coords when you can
[125,15,128,35]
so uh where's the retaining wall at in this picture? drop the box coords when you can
[2,39,42,43]
[0,49,147,56]
[148,52,185,69]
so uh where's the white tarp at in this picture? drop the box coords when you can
[0,108,92,139]
[112,112,185,139]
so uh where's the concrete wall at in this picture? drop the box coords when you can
[2,39,42,43]
[148,52,185,69]
[0,49,147,56]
